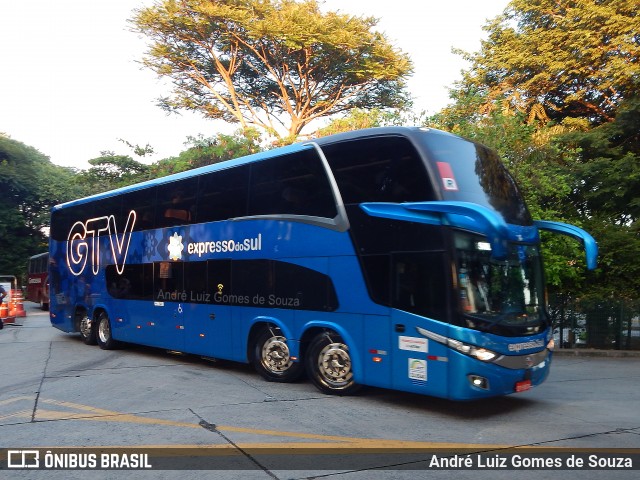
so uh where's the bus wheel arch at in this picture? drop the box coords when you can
[304,328,361,396]
[95,309,119,350]
[250,322,304,383]
[75,307,96,345]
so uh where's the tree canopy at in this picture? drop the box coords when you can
[559,98,640,299]
[0,135,82,275]
[130,0,413,142]
[77,153,151,192]
[148,128,263,176]
[455,0,640,126]
[562,97,640,226]
[432,0,640,305]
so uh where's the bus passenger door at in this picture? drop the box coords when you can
[140,301,186,351]
[389,252,450,398]
[391,310,449,398]
[184,303,233,359]
[183,259,234,359]
[151,261,187,351]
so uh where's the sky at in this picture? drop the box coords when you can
[0,0,509,169]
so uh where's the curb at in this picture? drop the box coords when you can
[554,348,640,358]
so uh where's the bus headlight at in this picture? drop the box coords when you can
[448,339,498,362]
[470,347,499,362]
[418,328,499,363]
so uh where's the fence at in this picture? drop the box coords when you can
[548,296,640,350]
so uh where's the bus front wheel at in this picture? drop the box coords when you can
[96,312,118,350]
[306,331,361,395]
[253,327,304,383]
[79,314,97,345]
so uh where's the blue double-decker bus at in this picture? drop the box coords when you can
[49,127,597,400]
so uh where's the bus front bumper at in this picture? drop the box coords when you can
[448,349,552,401]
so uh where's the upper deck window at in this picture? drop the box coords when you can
[248,148,337,218]
[320,136,435,205]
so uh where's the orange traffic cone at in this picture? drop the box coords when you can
[11,289,26,317]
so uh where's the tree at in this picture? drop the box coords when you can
[558,97,640,299]
[562,97,640,226]
[455,0,640,126]
[131,0,412,142]
[77,153,151,193]
[149,128,263,176]
[314,107,415,137]
[0,135,81,276]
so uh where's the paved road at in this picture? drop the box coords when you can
[1,304,639,479]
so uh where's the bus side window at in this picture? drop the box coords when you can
[106,264,153,300]
[248,149,337,218]
[164,204,191,222]
[196,166,250,223]
[122,188,156,231]
[155,178,198,228]
[322,136,434,205]
[154,261,184,300]
[392,253,449,321]
[50,202,96,241]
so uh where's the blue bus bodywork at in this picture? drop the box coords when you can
[49,127,597,400]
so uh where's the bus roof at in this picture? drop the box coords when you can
[51,126,455,212]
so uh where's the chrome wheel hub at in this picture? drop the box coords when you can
[80,316,92,337]
[318,342,352,385]
[261,336,292,372]
[98,318,110,343]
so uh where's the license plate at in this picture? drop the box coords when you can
[515,380,532,393]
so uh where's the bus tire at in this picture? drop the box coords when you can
[306,331,361,395]
[253,327,304,383]
[96,312,118,350]
[79,313,97,345]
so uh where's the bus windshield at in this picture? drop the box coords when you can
[454,232,547,337]
[418,131,533,226]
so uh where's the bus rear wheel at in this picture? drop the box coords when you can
[96,312,118,350]
[253,327,304,382]
[306,331,361,395]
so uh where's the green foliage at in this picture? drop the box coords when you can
[433,2,640,335]
[149,128,263,177]
[315,108,407,137]
[561,98,640,225]
[118,139,155,158]
[455,0,640,125]
[557,98,640,298]
[76,153,151,193]
[130,0,412,141]
[0,135,81,277]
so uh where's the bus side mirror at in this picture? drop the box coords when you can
[360,201,513,260]
[534,220,598,270]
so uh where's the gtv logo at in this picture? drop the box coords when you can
[66,210,136,276]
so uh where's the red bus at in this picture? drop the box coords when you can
[27,252,49,310]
